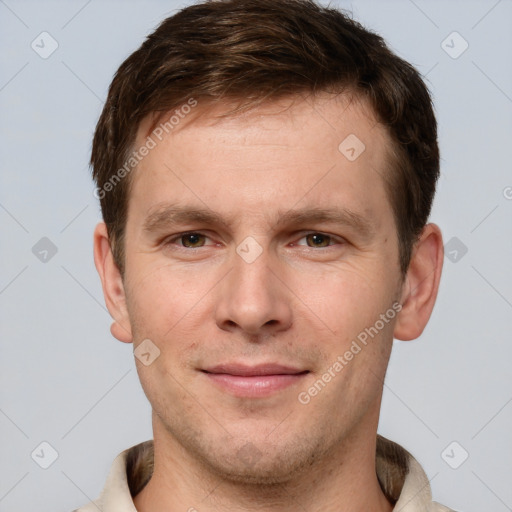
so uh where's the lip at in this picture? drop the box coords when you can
[205,363,306,376]
[202,363,309,398]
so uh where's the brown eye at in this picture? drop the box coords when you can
[305,233,331,247]
[181,233,206,248]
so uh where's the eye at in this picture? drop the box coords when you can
[295,232,340,248]
[167,232,210,248]
[181,233,206,248]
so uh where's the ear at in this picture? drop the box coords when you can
[394,223,443,341]
[93,222,133,343]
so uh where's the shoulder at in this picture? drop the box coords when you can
[432,503,458,511]
[377,435,459,512]
[72,441,153,512]
[72,501,101,512]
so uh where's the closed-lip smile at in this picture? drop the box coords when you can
[202,363,309,397]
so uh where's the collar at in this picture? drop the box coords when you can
[77,435,452,512]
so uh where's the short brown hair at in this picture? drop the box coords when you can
[91,0,439,275]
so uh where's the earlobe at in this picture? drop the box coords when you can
[393,223,444,341]
[93,222,133,343]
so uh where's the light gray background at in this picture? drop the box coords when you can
[1,0,511,511]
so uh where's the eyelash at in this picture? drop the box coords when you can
[163,231,344,250]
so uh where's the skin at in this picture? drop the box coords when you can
[94,92,443,512]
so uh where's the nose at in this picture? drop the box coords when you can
[214,247,293,338]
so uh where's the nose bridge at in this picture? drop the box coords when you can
[233,246,273,301]
[215,241,292,334]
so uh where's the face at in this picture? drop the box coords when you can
[108,93,407,483]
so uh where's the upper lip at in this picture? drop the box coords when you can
[203,363,308,376]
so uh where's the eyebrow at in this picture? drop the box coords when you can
[143,204,375,238]
[274,207,375,238]
[143,205,229,233]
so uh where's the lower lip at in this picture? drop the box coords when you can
[204,372,307,398]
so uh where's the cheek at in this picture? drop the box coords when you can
[123,260,214,343]
[124,265,203,407]
[288,261,396,342]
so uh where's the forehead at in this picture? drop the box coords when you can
[129,93,393,225]
[136,92,387,154]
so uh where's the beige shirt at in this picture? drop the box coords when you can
[75,436,455,511]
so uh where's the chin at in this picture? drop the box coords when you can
[160,414,333,485]
[207,456,300,485]
[196,437,325,486]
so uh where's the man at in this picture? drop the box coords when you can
[80,0,451,510]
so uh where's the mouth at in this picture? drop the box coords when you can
[201,363,310,398]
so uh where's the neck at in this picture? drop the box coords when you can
[134,413,393,512]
